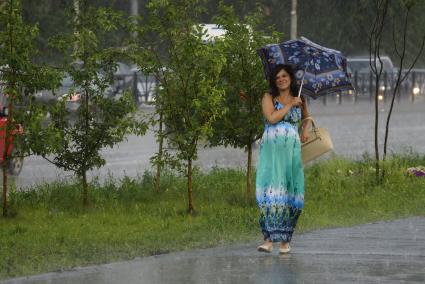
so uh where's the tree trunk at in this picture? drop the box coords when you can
[154,110,164,192]
[82,170,88,206]
[83,81,89,205]
[2,163,8,217]
[370,0,389,183]
[384,84,400,161]
[374,75,380,181]
[383,74,401,179]
[2,103,13,217]
[246,141,252,199]
[187,158,194,214]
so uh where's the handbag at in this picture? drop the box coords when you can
[300,117,333,163]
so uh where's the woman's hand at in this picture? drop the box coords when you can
[300,128,310,143]
[290,96,302,107]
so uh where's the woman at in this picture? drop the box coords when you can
[256,64,310,254]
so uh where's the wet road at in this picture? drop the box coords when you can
[13,98,425,189]
[4,216,425,283]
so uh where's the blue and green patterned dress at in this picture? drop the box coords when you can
[256,100,304,243]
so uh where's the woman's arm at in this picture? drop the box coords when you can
[300,96,312,143]
[300,96,310,118]
[262,93,300,124]
[300,97,312,128]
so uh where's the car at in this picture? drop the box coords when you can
[56,88,81,112]
[34,74,77,106]
[347,56,395,100]
[35,61,131,110]
[401,68,425,99]
[197,23,226,43]
[347,56,394,74]
[36,71,123,111]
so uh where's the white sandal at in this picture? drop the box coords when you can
[279,244,291,254]
[257,243,273,253]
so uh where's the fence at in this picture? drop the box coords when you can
[316,69,425,105]
[114,70,425,106]
[112,72,157,106]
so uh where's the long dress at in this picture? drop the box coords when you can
[255,100,304,243]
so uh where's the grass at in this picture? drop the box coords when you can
[1,154,425,279]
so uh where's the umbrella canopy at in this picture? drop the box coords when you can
[258,37,353,99]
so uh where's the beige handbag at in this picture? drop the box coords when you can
[300,117,333,164]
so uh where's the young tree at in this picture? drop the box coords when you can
[369,0,389,180]
[209,4,281,199]
[0,0,60,216]
[34,1,145,206]
[136,0,226,214]
[131,39,170,193]
[369,0,425,180]
[383,0,425,163]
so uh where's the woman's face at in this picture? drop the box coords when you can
[275,69,291,91]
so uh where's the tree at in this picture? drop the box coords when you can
[210,3,280,198]
[136,0,226,214]
[130,3,169,194]
[0,0,60,216]
[382,0,425,163]
[34,1,145,206]
[369,0,389,180]
[17,1,425,67]
[369,0,425,180]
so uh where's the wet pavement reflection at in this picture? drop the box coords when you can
[4,217,425,284]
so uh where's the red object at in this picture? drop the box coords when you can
[0,112,23,165]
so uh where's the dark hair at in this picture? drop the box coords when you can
[269,64,299,98]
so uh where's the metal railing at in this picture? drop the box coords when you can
[115,70,425,107]
[113,72,157,106]
[324,70,425,105]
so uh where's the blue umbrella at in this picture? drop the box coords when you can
[258,37,353,99]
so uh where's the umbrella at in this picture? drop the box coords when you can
[258,37,353,99]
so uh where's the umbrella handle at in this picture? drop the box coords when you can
[297,66,307,97]
[297,81,303,97]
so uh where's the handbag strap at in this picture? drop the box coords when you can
[299,116,317,131]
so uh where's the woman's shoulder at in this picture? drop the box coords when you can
[262,93,275,105]
[262,92,273,100]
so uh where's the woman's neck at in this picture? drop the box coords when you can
[278,89,291,98]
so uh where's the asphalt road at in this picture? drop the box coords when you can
[11,97,425,189]
[3,216,425,283]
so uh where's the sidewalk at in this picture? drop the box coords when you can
[3,216,425,284]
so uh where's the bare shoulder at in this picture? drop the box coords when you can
[261,93,274,113]
[262,92,273,102]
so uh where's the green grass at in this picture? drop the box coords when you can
[1,154,425,279]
